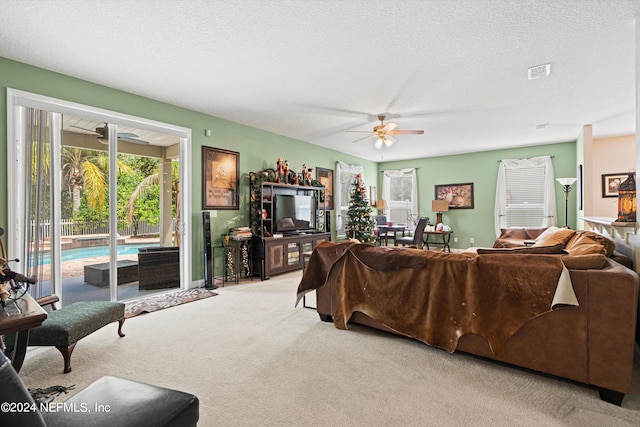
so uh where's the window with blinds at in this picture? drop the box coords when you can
[505,166,545,227]
[388,175,414,224]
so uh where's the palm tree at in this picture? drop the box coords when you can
[126,161,180,244]
[62,148,133,216]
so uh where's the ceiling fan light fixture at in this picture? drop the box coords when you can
[384,138,393,148]
[375,138,384,149]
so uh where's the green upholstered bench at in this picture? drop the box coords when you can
[9,297,125,373]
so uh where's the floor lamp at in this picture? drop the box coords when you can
[556,178,577,228]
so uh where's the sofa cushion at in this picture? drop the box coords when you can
[564,242,607,256]
[477,243,565,255]
[533,227,575,247]
[565,231,615,257]
[561,254,608,270]
[493,227,548,248]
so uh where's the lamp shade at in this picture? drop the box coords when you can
[432,199,449,212]
[556,177,577,186]
[432,199,449,225]
[377,199,388,209]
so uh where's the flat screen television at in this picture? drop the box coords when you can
[274,194,315,233]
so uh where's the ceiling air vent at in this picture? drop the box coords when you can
[528,63,551,80]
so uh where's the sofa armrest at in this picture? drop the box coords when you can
[585,261,639,393]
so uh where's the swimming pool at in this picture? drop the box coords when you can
[32,243,159,265]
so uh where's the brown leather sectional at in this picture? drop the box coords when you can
[304,236,639,405]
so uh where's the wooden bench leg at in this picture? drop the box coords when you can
[117,316,126,337]
[56,343,77,373]
[52,318,125,374]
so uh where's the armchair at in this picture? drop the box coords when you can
[0,351,199,426]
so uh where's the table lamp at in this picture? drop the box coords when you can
[556,177,577,228]
[432,199,449,225]
[615,171,636,223]
[377,199,388,216]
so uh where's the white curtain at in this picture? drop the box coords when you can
[494,155,556,236]
[382,168,418,227]
[335,161,363,236]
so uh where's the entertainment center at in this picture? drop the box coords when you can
[250,173,330,279]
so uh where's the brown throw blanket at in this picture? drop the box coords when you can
[297,242,576,356]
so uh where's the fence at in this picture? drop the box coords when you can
[33,219,161,239]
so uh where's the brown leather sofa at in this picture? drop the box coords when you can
[302,239,639,406]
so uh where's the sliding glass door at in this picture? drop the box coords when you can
[7,89,192,307]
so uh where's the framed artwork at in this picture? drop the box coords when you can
[370,186,377,206]
[435,182,474,209]
[202,146,239,210]
[316,167,334,210]
[602,173,629,198]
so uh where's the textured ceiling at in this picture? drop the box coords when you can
[1,0,638,161]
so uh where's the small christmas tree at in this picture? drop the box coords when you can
[346,173,377,244]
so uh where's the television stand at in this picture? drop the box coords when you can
[249,178,330,280]
[259,233,330,279]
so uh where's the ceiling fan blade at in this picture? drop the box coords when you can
[346,130,374,133]
[118,136,150,145]
[352,134,376,143]
[116,132,139,138]
[69,125,100,135]
[383,122,398,132]
[390,130,424,135]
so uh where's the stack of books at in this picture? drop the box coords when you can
[230,226,252,240]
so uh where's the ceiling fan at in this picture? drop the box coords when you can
[69,124,150,145]
[348,114,424,149]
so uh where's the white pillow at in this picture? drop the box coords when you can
[534,226,560,242]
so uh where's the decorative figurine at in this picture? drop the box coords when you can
[0,258,37,306]
[283,160,290,184]
[301,164,307,186]
[306,167,313,186]
[276,157,285,183]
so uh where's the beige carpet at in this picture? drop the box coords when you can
[17,271,640,426]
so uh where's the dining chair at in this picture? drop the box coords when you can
[374,215,394,246]
[395,217,430,249]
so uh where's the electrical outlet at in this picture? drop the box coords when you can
[470,237,475,244]
[453,237,458,243]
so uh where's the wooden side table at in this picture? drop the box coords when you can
[423,230,453,252]
[223,238,253,284]
[0,292,47,372]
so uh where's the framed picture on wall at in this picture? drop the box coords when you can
[202,146,240,210]
[370,186,377,206]
[435,182,474,209]
[601,173,628,198]
[316,167,334,210]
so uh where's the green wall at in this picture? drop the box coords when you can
[1,56,577,280]
[379,142,577,249]
[0,57,377,281]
